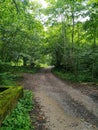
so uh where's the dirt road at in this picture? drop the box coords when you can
[22,72,98,130]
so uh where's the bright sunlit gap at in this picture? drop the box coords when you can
[30,0,48,8]
[39,0,48,8]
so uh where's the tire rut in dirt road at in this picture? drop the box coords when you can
[22,73,98,130]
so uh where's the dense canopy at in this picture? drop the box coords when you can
[0,0,98,82]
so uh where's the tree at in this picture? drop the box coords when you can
[0,0,44,66]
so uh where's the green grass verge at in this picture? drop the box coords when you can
[52,68,98,83]
[12,66,39,74]
[0,66,39,86]
[0,72,23,86]
[0,90,34,130]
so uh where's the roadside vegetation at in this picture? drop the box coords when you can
[52,67,98,84]
[0,62,37,130]
[0,61,38,86]
[0,90,34,130]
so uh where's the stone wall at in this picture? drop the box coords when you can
[0,86,23,126]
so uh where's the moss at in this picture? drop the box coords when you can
[0,86,23,126]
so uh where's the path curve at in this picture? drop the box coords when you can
[22,72,98,130]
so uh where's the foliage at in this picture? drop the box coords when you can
[44,0,98,82]
[0,90,34,130]
[0,72,24,86]
[0,0,45,66]
[0,60,39,86]
[0,0,98,83]
[53,67,98,83]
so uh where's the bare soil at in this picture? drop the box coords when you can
[22,71,98,130]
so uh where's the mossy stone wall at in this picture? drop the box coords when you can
[0,86,23,126]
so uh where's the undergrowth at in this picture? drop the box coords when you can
[0,62,39,86]
[52,68,98,83]
[0,72,23,86]
[0,90,34,130]
[13,66,39,74]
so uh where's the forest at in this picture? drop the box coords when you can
[0,0,98,129]
[0,0,98,83]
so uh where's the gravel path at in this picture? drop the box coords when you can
[22,72,98,130]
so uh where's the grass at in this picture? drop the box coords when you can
[0,90,34,130]
[12,66,39,74]
[0,72,23,86]
[52,68,98,83]
[0,65,39,86]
